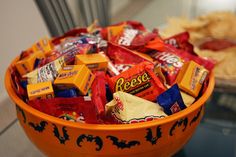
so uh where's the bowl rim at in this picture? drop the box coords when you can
[5,57,215,131]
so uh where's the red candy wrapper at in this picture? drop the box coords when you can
[107,42,151,65]
[108,61,166,101]
[146,38,214,85]
[29,97,99,124]
[91,71,107,117]
[164,32,196,55]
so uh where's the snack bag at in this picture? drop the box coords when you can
[105,91,167,124]
[107,42,152,65]
[29,97,98,123]
[108,61,166,101]
[164,32,195,55]
[146,38,214,84]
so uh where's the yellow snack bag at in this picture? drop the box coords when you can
[15,51,45,76]
[27,81,54,100]
[75,53,108,71]
[54,65,95,95]
[105,91,167,124]
[176,61,208,97]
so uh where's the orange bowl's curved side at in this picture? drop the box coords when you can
[5,59,215,157]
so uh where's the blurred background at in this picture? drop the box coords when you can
[1,0,236,156]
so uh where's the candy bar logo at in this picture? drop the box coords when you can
[190,67,201,90]
[115,72,151,92]
[115,96,124,111]
[199,71,208,84]
[30,86,50,95]
[155,52,183,68]
[165,39,179,48]
[170,102,181,114]
[118,28,138,46]
[87,64,98,69]
[63,66,73,70]
[58,71,78,79]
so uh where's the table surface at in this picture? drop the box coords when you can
[1,90,236,157]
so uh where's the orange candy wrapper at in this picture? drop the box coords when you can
[108,61,166,101]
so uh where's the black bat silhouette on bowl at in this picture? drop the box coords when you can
[52,124,70,144]
[77,134,103,151]
[145,126,162,145]
[169,117,188,136]
[106,135,140,149]
[28,121,48,132]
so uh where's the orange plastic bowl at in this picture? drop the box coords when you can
[5,58,215,157]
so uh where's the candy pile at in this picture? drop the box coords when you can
[10,21,214,124]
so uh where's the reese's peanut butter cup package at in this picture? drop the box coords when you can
[107,61,166,101]
[105,91,167,124]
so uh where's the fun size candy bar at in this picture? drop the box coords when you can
[108,61,166,101]
[176,61,209,97]
[156,84,186,115]
[54,65,95,95]
[27,81,54,100]
[15,51,45,76]
[75,53,108,71]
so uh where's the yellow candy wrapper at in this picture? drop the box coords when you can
[176,60,209,97]
[27,81,54,100]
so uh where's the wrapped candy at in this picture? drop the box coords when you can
[106,91,167,124]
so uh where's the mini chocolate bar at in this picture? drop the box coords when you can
[156,84,186,115]
[15,51,45,76]
[176,61,209,97]
[54,65,95,95]
[27,81,54,100]
[31,37,54,56]
[75,53,108,71]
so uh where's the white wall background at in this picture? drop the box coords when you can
[0,0,49,99]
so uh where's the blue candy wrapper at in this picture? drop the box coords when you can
[157,84,186,115]
[55,88,77,98]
